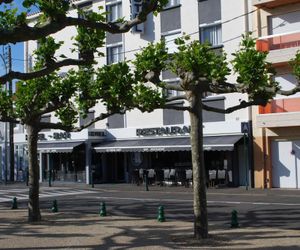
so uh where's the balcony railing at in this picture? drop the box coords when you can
[259,97,300,114]
[256,31,300,52]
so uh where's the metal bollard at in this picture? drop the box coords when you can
[231,210,239,228]
[99,202,107,217]
[51,200,58,213]
[157,205,165,222]
[11,197,18,209]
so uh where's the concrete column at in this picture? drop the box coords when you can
[85,141,91,184]
[39,152,42,183]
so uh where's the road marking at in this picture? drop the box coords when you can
[0,189,97,203]
[96,196,300,206]
[0,198,10,202]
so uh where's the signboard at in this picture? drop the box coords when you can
[136,126,191,136]
[130,0,145,33]
[241,122,249,134]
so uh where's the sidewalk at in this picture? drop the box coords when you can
[1,182,300,249]
[1,206,300,249]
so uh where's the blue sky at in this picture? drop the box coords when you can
[0,1,30,76]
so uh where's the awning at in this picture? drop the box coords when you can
[93,135,242,153]
[38,141,84,153]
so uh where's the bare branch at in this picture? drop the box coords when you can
[0,1,160,45]
[0,0,13,4]
[0,58,92,83]
[208,81,243,94]
[0,116,20,123]
[202,99,267,114]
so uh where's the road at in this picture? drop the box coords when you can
[1,183,300,230]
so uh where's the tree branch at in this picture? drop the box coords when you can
[0,116,20,123]
[0,0,13,4]
[202,99,268,114]
[0,1,160,45]
[208,81,243,94]
[0,58,92,83]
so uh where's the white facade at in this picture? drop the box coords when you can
[0,0,254,185]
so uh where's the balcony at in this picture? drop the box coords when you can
[257,98,300,128]
[256,31,300,65]
[259,98,300,114]
[253,0,300,8]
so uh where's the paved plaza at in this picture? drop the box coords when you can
[0,183,300,249]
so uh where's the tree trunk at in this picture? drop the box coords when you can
[189,92,208,239]
[27,124,41,222]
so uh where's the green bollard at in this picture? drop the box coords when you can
[157,205,165,222]
[231,210,239,228]
[11,197,18,209]
[51,200,58,213]
[99,202,107,217]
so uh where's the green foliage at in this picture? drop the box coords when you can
[34,37,63,69]
[132,83,165,112]
[133,40,168,82]
[95,62,165,113]
[153,0,169,15]
[0,90,13,119]
[25,0,70,20]
[232,34,278,101]
[73,7,106,59]
[0,6,27,30]
[14,69,84,127]
[75,67,98,118]
[95,62,136,112]
[170,37,230,84]
[290,50,300,82]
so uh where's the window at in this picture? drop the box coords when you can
[78,1,92,19]
[107,2,122,22]
[107,45,123,64]
[40,115,51,132]
[162,32,181,54]
[165,0,180,8]
[164,81,180,97]
[200,23,222,47]
[80,111,95,128]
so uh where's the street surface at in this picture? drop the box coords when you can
[1,183,299,231]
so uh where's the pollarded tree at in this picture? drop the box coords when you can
[0,0,168,222]
[0,0,168,83]
[0,34,164,222]
[95,34,300,239]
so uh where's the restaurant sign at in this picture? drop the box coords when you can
[136,126,191,136]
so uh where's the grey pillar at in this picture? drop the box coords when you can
[39,152,42,183]
[85,141,91,184]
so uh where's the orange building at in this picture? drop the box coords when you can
[253,0,300,188]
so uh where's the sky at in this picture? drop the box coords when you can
[0,1,31,76]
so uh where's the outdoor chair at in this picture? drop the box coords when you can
[147,169,155,184]
[217,169,226,184]
[186,169,192,187]
[164,169,170,184]
[209,170,217,187]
